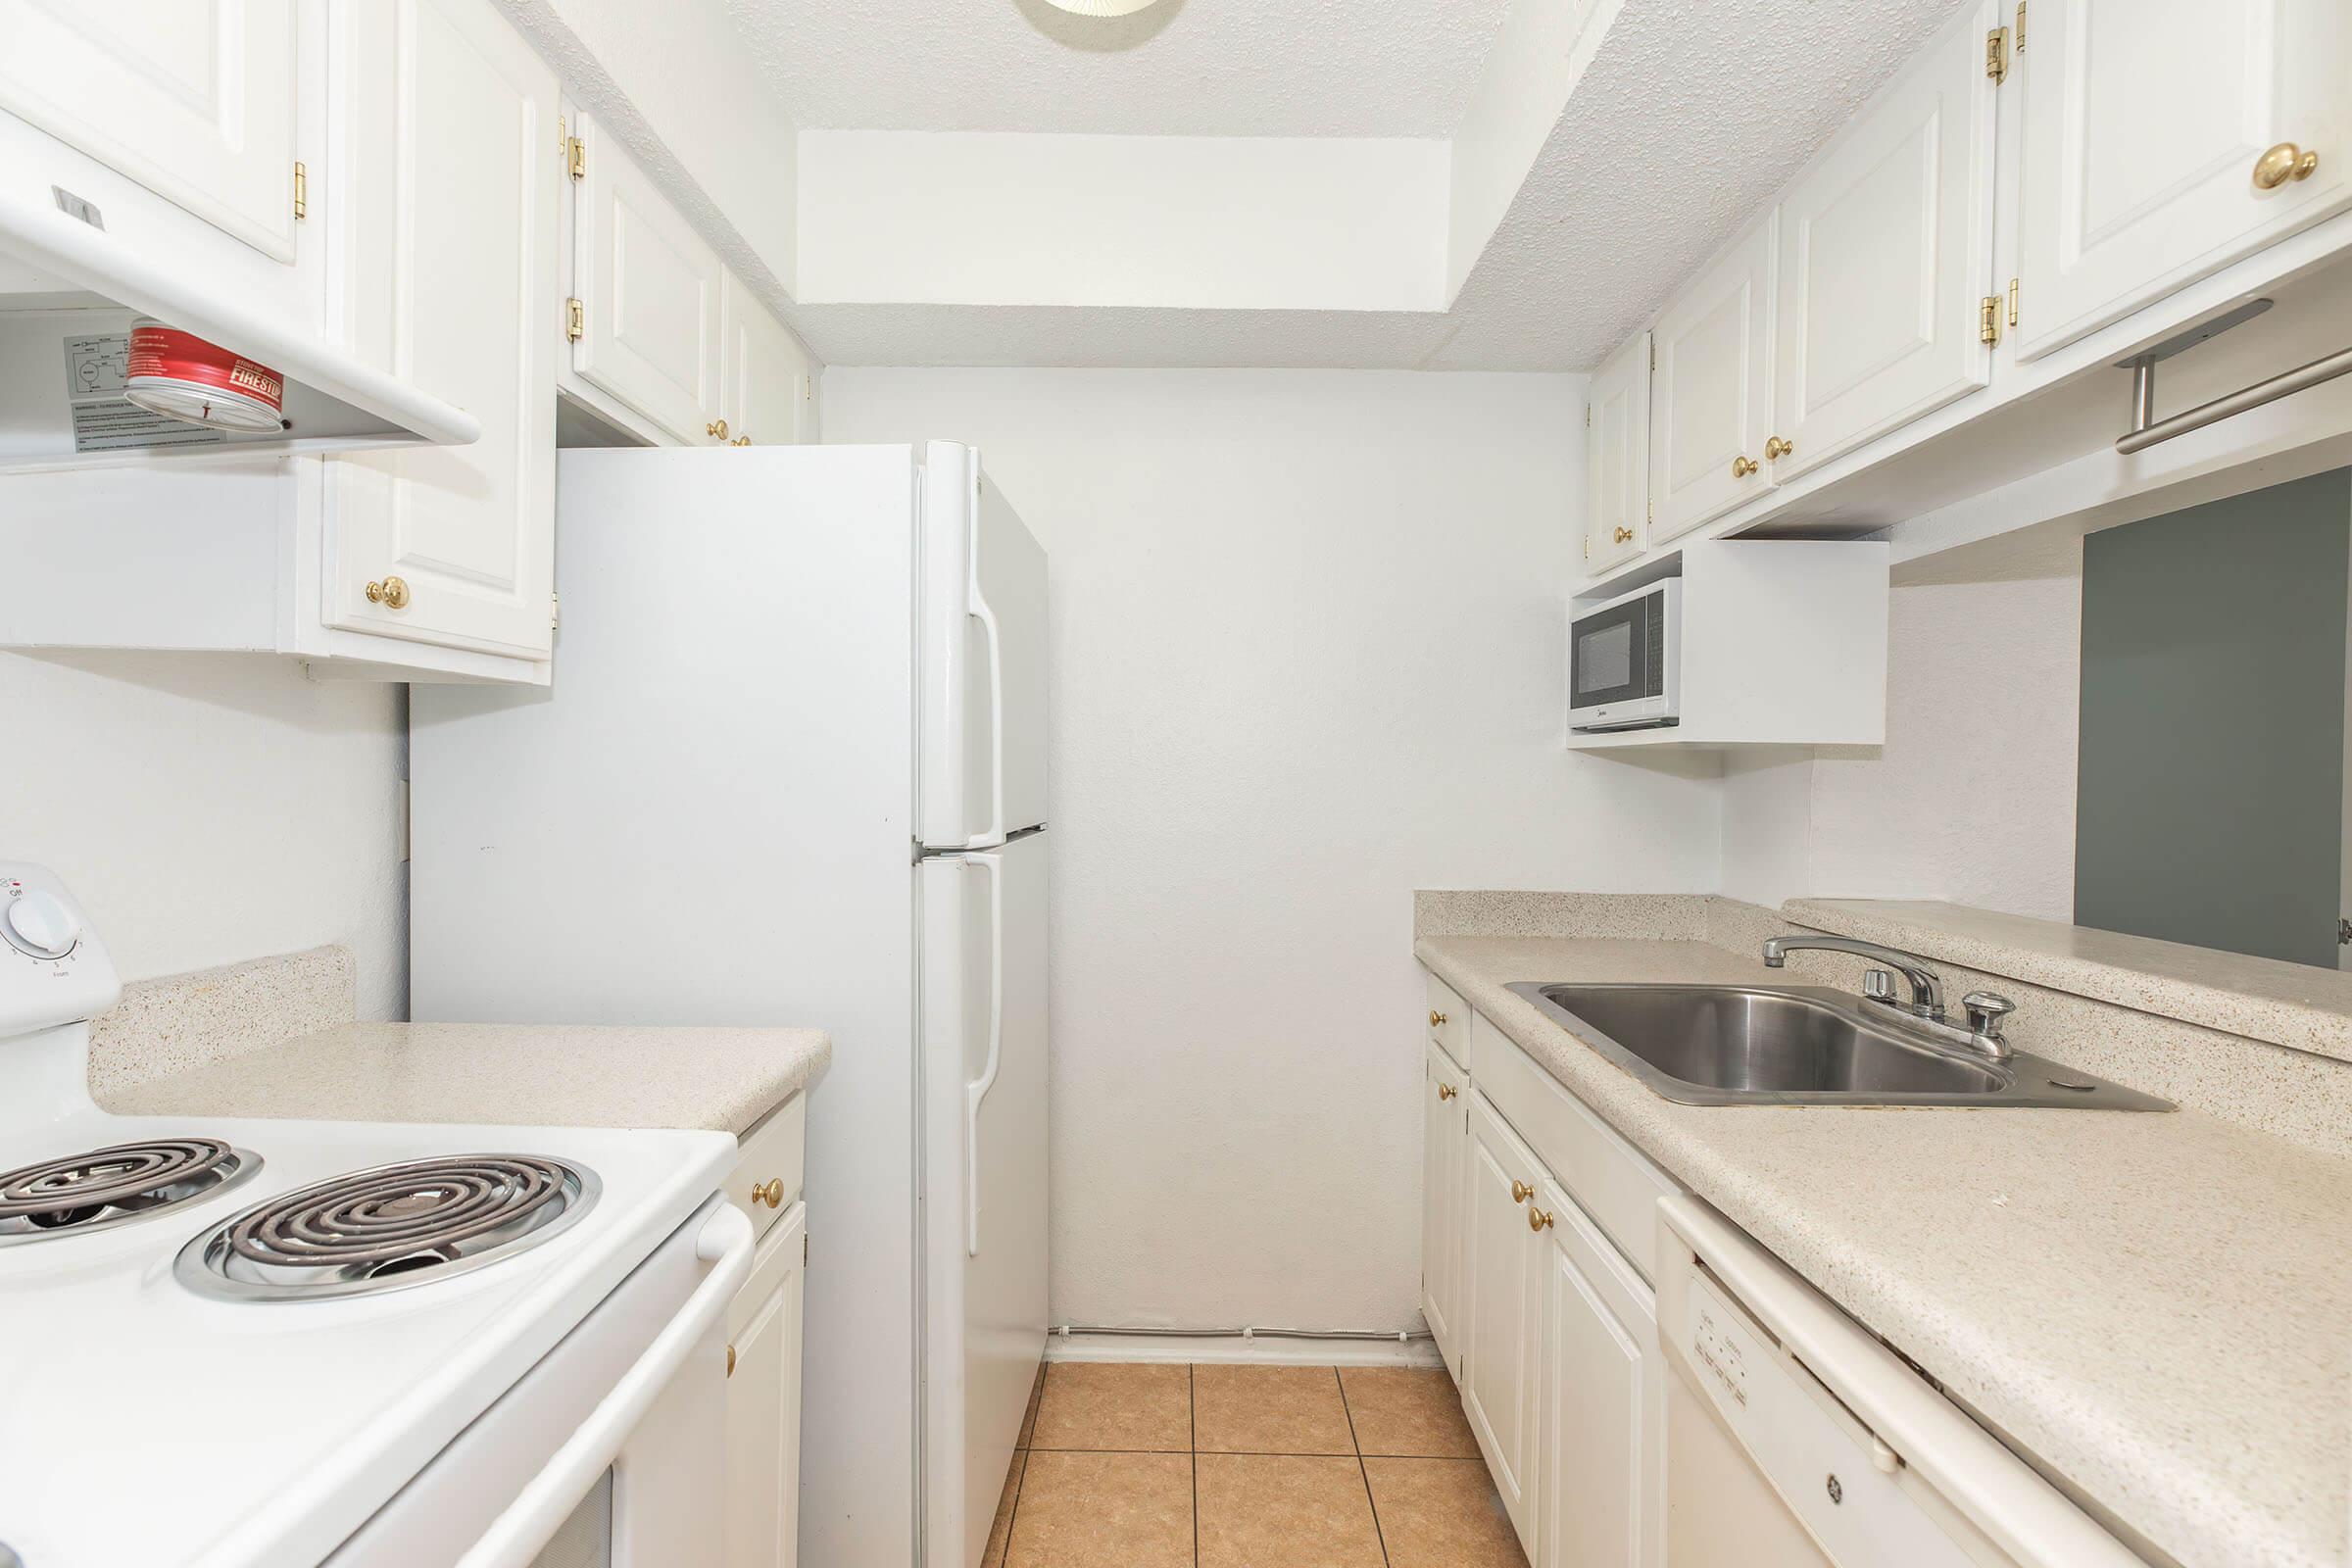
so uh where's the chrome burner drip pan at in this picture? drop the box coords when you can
[175,1153,599,1302]
[0,1137,262,1245]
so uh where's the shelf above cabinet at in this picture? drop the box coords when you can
[0,185,480,473]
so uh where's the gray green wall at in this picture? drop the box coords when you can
[2076,467,2351,968]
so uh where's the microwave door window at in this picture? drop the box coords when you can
[1574,601,1645,708]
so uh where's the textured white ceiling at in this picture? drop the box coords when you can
[784,0,1973,370]
[723,0,1515,137]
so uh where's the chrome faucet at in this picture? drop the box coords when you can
[1761,934,2017,1060]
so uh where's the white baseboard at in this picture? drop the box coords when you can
[1045,1331,1443,1368]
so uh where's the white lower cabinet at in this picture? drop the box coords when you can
[1421,1041,1468,1378]
[724,1200,807,1568]
[1432,990,1679,1567]
[1462,1089,1546,1550]
[1537,1177,1663,1568]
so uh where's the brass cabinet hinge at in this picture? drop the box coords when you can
[565,134,585,181]
[1985,25,2010,82]
[565,298,585,342]
[804,1230,809,1264]
[2006,276,2020,328]
[1583,535,1591,561]
[292,161,308,220]
[1585,404,1591,428]
[550,590,561,630]
[2014,2,2026,54]
[1979,294,2002,345]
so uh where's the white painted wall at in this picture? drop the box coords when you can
[827,368,1722,1332]
[797,131,1449,312]
[1718,533,2082,920]
[0,652,407,1017]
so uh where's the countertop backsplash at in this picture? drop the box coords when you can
[87,945,357,1099]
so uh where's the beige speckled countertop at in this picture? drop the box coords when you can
[1417,934,2351,1568]
[103,1021,831,1138]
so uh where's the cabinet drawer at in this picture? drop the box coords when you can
[1471,1011,1681,1283]
[1425,971,1470,1071]
[729,1093,807,1241]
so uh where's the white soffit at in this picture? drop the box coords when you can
[774,0,1971,368]
[725,0,1516,139]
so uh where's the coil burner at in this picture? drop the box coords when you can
[175,1153,598,1302]
[0,1137,260,1244]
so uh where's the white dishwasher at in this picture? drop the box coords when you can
[1654,1197,2148,1568]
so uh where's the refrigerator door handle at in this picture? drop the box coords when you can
[965,516,1006,851]
[962,850,1004,1256]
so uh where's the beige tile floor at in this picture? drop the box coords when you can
[983,1362,1529,1568]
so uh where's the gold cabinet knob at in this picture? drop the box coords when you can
[364,575,412,610]
[1732,455,1759,479]
[731,434,753,446]
[1510,1179,1534,1204]
[751,1177,784,1208]
[1437,1082,1457,1102]
[1529,1206,1555,1233]
[726,1344,737,1377]
[2253,141,2321,190]
[1612,526,1634,544]
[708,417,730,439]
[1428,1009,1448,1028]
[1765,435,1794,461]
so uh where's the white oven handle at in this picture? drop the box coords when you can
[456,1200,756,1568]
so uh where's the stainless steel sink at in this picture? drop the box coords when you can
[1505,982,2172,1110]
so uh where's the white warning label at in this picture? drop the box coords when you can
[62,334,226,453]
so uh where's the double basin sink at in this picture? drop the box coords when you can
[1505,982,2171,1111]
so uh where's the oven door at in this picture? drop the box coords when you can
[325,1199,756,1568]
[1568,582,1676,729]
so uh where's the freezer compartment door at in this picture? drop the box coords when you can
[920,441,1050,849]
[919,833,1050,1568]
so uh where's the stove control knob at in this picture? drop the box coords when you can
[3,890,79,959]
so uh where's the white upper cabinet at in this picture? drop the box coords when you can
[573,114,726,444]
[319,0,559,661]
[0,0,301,263]
[718,271,815,448]
[1770,1,1997,480]
[1585,332,1651,573]
[1648,216,1776,544]
[2016,0,2352,359]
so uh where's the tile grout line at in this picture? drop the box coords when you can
[1189,1363,1200,1568]
[1334,1367,1396,1568]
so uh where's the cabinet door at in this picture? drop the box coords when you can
[574,114,725,444]
[1462,1092,1544,1553]
[1649,216,1776,543]
[2016,0,2352,359]
[726,1201,808,1568]
[0,0,300,262]
[319,0,559,660]
[719,272,816,447]
[1585,332,1652,573]
[1421,1042,1468,1378]
[1538,1183,1662,1568]
[1771,2,1995,481]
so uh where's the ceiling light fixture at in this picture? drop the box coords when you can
[1041,0,1164,14]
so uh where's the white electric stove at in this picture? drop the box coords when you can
[0,863,751,1568]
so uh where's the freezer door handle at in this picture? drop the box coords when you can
[965,522,1007,851]
[962,851,1004,1256]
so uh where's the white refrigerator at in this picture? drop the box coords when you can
[409,441,1050,1568]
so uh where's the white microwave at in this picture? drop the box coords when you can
[1569,578,1680,731]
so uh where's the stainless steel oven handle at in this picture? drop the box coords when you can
[455,1200,757,1568]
